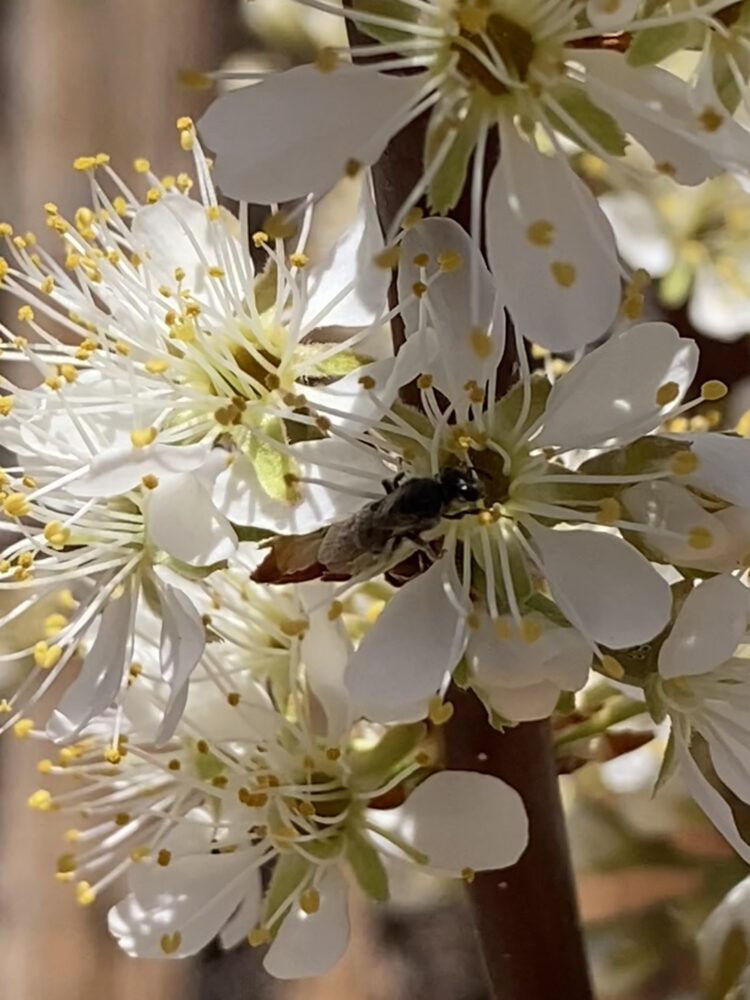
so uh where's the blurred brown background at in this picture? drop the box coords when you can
[0,4,748,1000]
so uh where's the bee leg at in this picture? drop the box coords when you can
[382,471,406,495]
[443,507,483,520]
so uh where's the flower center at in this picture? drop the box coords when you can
[452,10,536,97]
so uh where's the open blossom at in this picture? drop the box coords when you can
[0,123,429,734]
[26,579,528,979]
[200,0,750,349]
[645,574,750,858]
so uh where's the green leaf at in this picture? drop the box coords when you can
[349,723,427,790]
[262,853,312,929]
[425,108,482,215]
[346,832,390,902]
[546,86,628,157]
[247,416,296,503]
[627,22,692,67]
[350,0,420,43]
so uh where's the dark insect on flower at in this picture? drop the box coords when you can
[251,466,483,585]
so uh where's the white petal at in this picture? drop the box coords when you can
[155,582,206,744]
[534,322,698,450]
[131,194,245,293]
[48,585,134,741]
[148,472,238,566]
[398,217,504,400]
[112,852,255,959]
[301,180,387,331]
[302,353,408,432]
[263,868,350,979]
[199,64,421,203]
[586,0,640,30]
[483,680,563,722]
[345,559,466,722]
[300,590,353,743]
[527,523,671,648]
[212,438,390,532]
[659,575,749,679]
[67,443,208,499]
[220,873,264,950]
[579,52,724,185]
[689,262,750,339]
[622,480,729,568]
[676,735,750,863]
[393,771,528,875]
[689,433,750,508]
[599,190,675,277]
[486,124,620,351]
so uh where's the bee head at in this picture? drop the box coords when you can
[438,465,482,505]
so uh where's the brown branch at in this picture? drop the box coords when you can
[343,8,593,997]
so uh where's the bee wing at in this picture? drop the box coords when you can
[250,530,327,584]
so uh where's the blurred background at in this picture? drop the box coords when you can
[0,3,749,999]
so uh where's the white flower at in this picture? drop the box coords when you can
[199,0,750,349]
[600,171,750,339]
[27,588,528,979]
[656,574,750,859]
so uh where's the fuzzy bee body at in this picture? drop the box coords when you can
[251,467,482,584]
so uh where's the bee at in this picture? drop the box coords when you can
[251,466,483,584]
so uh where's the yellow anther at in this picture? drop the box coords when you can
[33,642,62,670]
[59,364,77,384]
[299,888,320,915]
[437,250,462,272]
[326,747,341,761]
[75,881,96,906]
[208,266,225,280]
[178,68,211,88]
[112,196,128,217]
[205,205,221,222]
[526,219,554,247]
[132,158,151,175]
[688,526,714,550]
[57,853,76,875]
[0,699,12,713]
[130,847,151,862]
[94,153,110,166]
[130,427,157,448]
[358,375,376,390]
[327,600,344,621]
[344,157,362,178]
[145,358,168,375]
[17,305,34,323]
[599,655,625,680]
[13,718,34,739]
[129,662,143,679]
[519,618,543,644]
[141,474,159,490]
[146,188,162,204]
[37,759,53,774]
[196,739,210,754]
[180,130,194,152]
[4,493,30,519]
[168,758,182,771]
[402,207,424,230]
[252,231,269,247]
[670,450,698,476]
[417,374,434,390]
[550,261,577,288]
[40,276,55,295]
[227,692,241,707]
[281,618,307,638]
[375,245,400,270]
[460,867,476,883]
[428,697,455,726]
[412,280,428,298]
[701,379,728,401]
[104,747,122,765]
[656,381,680,406]
[596,497,622,526]
[413,252,430,268]
[28,789,54,812]
[469,326,493,359]
[44,613,68,637]
[157,849,172,867]
[289,252,309,269]
[0,396,13,417]
[248,927,272,947]
[176,116,194,131]
[160,932,182,955]
[58,589,77,612]
[73,156,97,172]
[64,828,79,843]
[315,47,340,73]
[698,106,724,132]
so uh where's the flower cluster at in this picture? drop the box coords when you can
[6,0,750,981]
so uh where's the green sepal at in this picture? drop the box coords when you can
[626,22,692,67]
[350,0,420,43]
[247,416,296,503]
[652,728,678,796]
[452,657,471,690]
[546,86,628,157]
[644,673,667,724]
[524,592,572,628]
[346,832,390,902]
[425,107,483,215]
[493,373,551,441]
[349,723,427,791]
[233,524,275,544]
[262,853,312,930]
